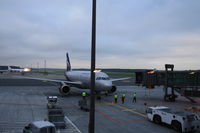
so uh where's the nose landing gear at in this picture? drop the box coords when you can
[95,91,101,100]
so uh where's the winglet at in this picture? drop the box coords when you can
[66,53,71,71]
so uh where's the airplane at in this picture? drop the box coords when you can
[19,53,131,96]
[8,66,31,73]
[8,66,24,72]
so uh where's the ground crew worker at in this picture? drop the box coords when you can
[132,92,136,103]
[82,91,87,100]
[114,93,118,103]
[121,93,126,104]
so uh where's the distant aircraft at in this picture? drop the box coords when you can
[20,53,130,95]
[8,66,31,73]
[0,65,31,74]
[8,66,24,73]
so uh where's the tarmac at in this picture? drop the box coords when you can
[0,73,200,133]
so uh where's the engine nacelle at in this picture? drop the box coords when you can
[110,86,117,93]
[59,85,70,95]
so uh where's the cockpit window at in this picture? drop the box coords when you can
[96,77,110,80]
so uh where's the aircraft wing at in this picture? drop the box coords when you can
[15,76,82,85]
[110,77,131,82]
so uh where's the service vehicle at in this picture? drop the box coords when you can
[23,121,56,133]
[146,106,200,132]
[78,99,90,112]
[47,96,58,108]
[48,107,66,129]
[47,96,66,129]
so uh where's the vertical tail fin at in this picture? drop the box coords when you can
[66,53,71,71]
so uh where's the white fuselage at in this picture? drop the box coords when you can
[8,66,24,72]
[65,71,113,91]
[10,68,24,72]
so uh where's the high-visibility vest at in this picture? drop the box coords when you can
[82,92,86,97]
[133,93,136,97]
[114,94,118,98]
[122,94,126,97]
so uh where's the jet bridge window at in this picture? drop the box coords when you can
[96,77,110,80]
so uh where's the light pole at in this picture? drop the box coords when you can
[44,60,46,74]
[89,0,96,133]
[37,62,39,72]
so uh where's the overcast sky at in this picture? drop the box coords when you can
[0,0,200,70]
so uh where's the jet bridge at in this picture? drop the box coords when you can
[135,64,200,102]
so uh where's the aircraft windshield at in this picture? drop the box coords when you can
[96,77,110,80]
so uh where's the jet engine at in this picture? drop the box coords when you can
[59,85,70,95]
[110,86,117,93]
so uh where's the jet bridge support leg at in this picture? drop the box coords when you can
[164,86,168,101]
[164,64,176,102]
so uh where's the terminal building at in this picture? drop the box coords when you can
[0,66,9,73]
[135,64,200,102]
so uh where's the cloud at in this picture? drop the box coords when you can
[0,0,200,70]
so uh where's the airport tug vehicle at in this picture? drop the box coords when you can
[146,106,200,132]
[47,96,66,129]
[78,99,90,112]
[23,121,56,133]
[47,96,58,108]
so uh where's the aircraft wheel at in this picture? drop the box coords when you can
[172,121,182,132]
[96,96,101,100]
[153,115,161,124]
